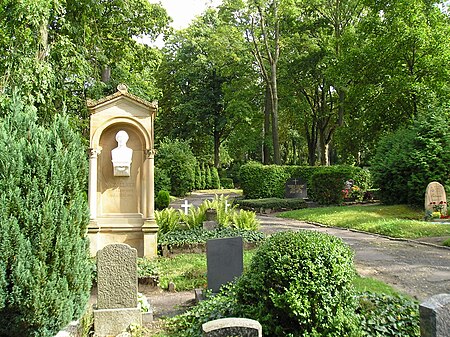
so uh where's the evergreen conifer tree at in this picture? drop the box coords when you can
[211,167,220,189]
[194,163,201,190]
[0,96,91,337]
[205,165,212,189]
[200,163,206,189]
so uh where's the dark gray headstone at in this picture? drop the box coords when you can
[207,237,243,293]
[420,294,450,337]
[285,178,307,199]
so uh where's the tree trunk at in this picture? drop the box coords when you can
[101,66,111,83]
[214,131,220,169]
[263,85,271,165]
[270,64,281,165]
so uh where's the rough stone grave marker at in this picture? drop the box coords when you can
[420,293,450,337]
[425,182,447,215]
[202,317,262,337]
[207,237,243,293]
[285,177,308,199]
[94,243,142,337]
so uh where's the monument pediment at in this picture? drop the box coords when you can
[87,84,157,115]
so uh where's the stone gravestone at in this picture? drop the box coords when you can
[420,293,450,337]
[202,317,262,337]
[207,237,243,293]
[425,182,447,215]
[203,208,219,231]
[285,177,308,199]
[94,244,142,337]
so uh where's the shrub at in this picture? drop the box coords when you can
[236,198,307,211]
[220,177,234,189]
[211,166,220,189]
[310,166,371,205]
[155,190,170,210]
[371,110,450,206]
[156,139,197,197]
[200,163,206,189]
[154,167,171,196]
[235,231,360,336]
[158,228,265,247]
[239,161,290,199]
[239,162,370,202]
[0,97,91,337]
[356,292,419,336]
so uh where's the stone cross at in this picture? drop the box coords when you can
[420,293,450,337]
[224,200,230,213]
[181,200,192,215]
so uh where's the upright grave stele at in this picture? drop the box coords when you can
[87,84,158,257]
[94,243,142,336]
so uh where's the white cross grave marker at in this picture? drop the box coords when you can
[225,200,230,213]
[181,200,192,215]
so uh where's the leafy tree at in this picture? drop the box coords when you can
[156,139,197,197]
[0,95,91,337]
[0,0,170,125]
[158,8,257,167]
[371,107,450,206]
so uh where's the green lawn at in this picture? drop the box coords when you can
[278,204,450,239]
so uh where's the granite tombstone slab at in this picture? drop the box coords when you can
[207,237,243,293]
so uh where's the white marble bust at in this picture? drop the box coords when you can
[111,130,133,176]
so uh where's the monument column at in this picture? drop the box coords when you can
[142,149,158,258]
[88,148,100,220]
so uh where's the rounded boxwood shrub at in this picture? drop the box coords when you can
[220,177,234,189]
[155,190,170,210]
[235,231,360,336]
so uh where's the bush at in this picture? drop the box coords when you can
[371,110,450,206]
[239,162,370,202]
[356,293,419,336]
[0,97,91,337]
[240,161,290,199]
[154,167,171,196]
[309,166,371,205]
[158,228,265,247]
[156,139,197,197]
[236,198,307,211]
[220,177,234,189]
[155,190,170,210]
[235,231,360,336]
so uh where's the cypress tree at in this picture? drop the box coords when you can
[200,163,206,189]
[194,163,201,190]
[211,166,220,189]
[0,96,91,337]
[205,165,212,189]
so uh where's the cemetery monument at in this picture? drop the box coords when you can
[87,84,158,257]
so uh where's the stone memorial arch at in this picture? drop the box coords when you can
[87,84,158,258]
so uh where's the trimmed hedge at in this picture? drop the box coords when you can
[310,166,371,205]
[236,198,307,212]
[239,162,290,199]
[239,162,371,203]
